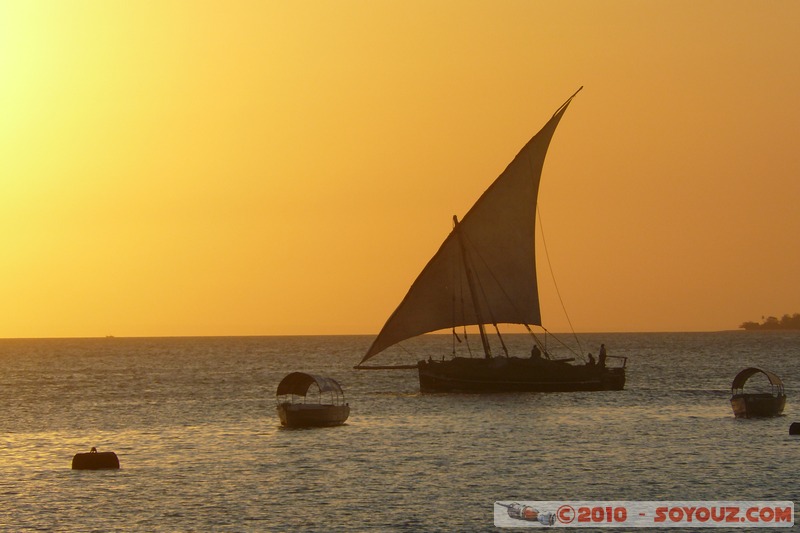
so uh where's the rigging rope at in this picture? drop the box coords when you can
[462,323,473,357]
[457,259,474,358]
[460,230,527,328]
[530,324,583,358]
[449,216,478,358]
[524,324,550,359]
[493,323,510,357]
[536,206,584,359]
[458,220,561,360]
[464,245,508,357]
[446,202,588,362]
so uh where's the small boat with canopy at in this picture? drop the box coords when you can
[276,372,350,427]
[730,367,786,418]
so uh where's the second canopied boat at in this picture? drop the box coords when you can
[730,367,786,418]
[276,372,350,427]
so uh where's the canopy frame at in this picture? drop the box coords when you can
[731,367,784,397]
[276,372,346,406]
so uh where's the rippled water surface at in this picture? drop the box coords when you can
[1,332,799,531]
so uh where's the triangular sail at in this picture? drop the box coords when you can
[360,90,580,364]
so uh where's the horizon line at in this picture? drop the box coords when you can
[0,329,755,341]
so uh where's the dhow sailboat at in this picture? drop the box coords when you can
[356,88,626,392]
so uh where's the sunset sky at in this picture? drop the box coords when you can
[1,1,799,338]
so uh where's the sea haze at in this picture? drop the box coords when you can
[1,332,798,531]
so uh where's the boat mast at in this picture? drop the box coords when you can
[453,215,492,358]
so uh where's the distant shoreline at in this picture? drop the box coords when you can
[740,314,800,331]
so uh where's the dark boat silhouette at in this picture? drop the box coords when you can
[730,367,785,418]
[276,372,349,427]
[355,88,626,392]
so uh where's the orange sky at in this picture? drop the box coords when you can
[1,1,799,338]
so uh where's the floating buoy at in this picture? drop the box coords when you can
[71,447,120,470]
[790,423,800,436]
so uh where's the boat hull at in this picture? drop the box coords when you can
[730,393,785,418]
[277,403,350,427]
[417,357,625,393]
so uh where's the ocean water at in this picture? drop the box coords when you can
[1,331,799,532]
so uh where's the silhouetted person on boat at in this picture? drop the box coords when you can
[598,344,607,368]
[587,353,596,366]
[530,345,542,360]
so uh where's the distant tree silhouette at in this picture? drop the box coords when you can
[740,313,800,330]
